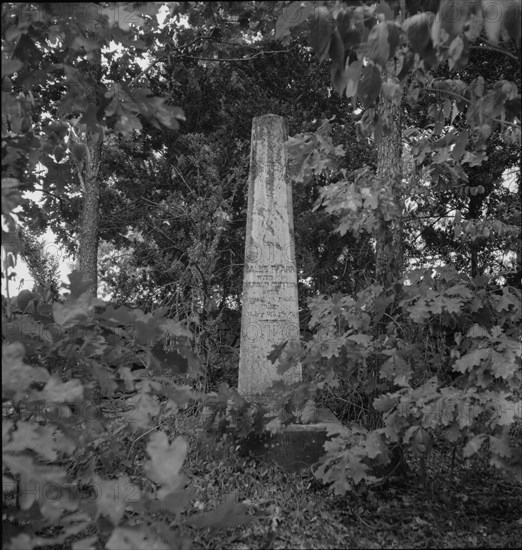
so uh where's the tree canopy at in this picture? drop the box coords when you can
[2,2,521,549]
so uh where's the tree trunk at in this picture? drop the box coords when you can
[512,231,522,289]
[78,44,103,298]
[374,90,404,290]
[79,133,102,296]
[470,245,478,279]
[366,88,407,478]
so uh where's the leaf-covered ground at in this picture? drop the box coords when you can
[168,418,522,549]
[5,411,520,549]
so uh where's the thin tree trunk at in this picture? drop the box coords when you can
[368,87,407,476]
[78,45,102,298]
[368,84,404,425]
[374,90,404,290]
[79,133,102,296]
[513,234,522,289]
[374,0,406,291]
[470,245,478,279]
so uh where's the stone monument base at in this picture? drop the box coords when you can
[236,408,341,473]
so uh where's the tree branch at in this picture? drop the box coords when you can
[474,38,520,63]
[469,44,519,63]
[206,36,259,50]
[132,33,297,84]
[410,212,454,243]
[176,45,298,63]
[130,34,211,85]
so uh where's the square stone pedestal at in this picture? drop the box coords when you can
[236,408,341,472]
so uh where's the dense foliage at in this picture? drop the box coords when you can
[2,1,521,549]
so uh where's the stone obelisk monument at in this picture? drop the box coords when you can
[238,114,302,398]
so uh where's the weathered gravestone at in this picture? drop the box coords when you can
[237,114,340,471]
[238,114,302,397]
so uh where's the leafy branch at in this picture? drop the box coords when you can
[423,87,520,129]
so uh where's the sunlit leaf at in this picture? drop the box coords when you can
[373,393,400,413]
[4,423,62,461]
[106,527,169,550]
[482,0,503,43]
[2,342,50,395]
[186,493,250,530]
[368,21,390,68]
[144,432,187,492]
[345,60,362,98]
[94,475,140,526]
[28,377,83,403]
[453,349,491,373]
[438,0,471,36]
[489,435,512,457]
[124,392,161,430]
[403,13,434,54]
